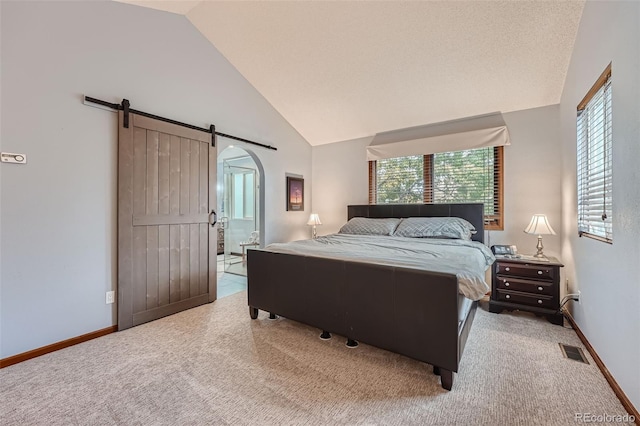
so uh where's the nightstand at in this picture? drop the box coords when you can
[489,256,564,325]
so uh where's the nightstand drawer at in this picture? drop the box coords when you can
[496,289,555,309]
[494,276,555,296]
[495,263,555,280]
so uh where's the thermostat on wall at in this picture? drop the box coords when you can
[1,152,27,164]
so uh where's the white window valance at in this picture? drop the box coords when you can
[366,112,511,161]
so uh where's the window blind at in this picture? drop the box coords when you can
[430,147,503,228]
[577,66,612,243]
[369,146,503,230]
[372,155,425,204]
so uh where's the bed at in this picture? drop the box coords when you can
[246,203,493,390]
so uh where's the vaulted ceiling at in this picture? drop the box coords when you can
[117,1,584,145]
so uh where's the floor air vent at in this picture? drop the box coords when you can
[559,343,589,364]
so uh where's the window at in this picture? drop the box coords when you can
[577,64,612,243]
[369,155,425,204]
[368,146,503,230]
[231,171,255,220]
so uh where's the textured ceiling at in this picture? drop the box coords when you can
[118,1,584,146]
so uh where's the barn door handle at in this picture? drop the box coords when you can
[209,210,217,227]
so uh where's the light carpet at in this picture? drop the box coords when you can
[0,291,633,425]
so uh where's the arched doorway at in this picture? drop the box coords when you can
[216,146,264,292]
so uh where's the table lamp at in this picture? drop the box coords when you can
[524,214,556,258]
[307,214,322,239]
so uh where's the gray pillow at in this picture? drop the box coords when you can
[393,217,476,240]
[338,217,402,236]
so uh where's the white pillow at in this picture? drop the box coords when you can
[339,217,402,236]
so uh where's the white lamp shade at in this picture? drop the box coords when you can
[307,214,322,226]
[524,214,556,235]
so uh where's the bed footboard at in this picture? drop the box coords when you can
[247,250,466,388]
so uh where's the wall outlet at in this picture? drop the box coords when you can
[106,290,115,304]
[577,290,581,303]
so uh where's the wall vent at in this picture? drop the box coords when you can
[559,343,589,364]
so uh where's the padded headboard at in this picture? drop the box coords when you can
[347,203,485,243]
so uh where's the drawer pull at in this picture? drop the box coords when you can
[538,300,543,304]
[538,286,543,291]
[505,282,510,287]
[505,267,510,272]
[506,295,510,299]
[537,270,543,275]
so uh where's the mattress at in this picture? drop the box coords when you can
[458,294,474,329]
[263,233,495,301]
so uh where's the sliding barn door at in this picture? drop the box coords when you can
[118,111,217,330]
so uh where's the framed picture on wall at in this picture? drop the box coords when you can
[286,176,304,211]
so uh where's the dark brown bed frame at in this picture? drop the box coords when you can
[247,203,485,390]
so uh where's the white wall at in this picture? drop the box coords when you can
[311,136,371,233]
[495,106,563,258]
[312,105,563,261]
[0,1,311,358]
[559,1,640,408]
[0,2,3,352]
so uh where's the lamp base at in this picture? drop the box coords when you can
[533,235,547,258]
